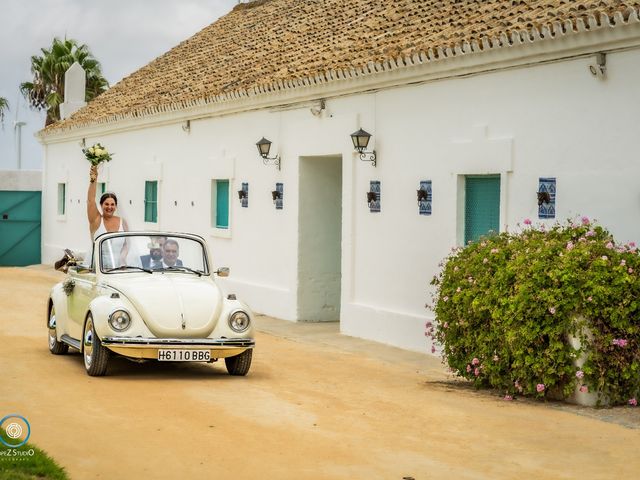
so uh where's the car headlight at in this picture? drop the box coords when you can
[108,309,131,332]
[229,311,250,333]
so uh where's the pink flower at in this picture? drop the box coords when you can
[621,260,626,266]
[474,367,480,376]
[490,248,499,254]
[576,370,584,379]
[431,345,436,354]
[581,216,590,225]
[504,395,513,401]
[536,384,545,393]
[606,242,614,249]
[587,296,593,302]
[630,242,636,248]
[472,357,480,366]
[466,364,472,373]
[443,322,449,329]
[612,339,628,347]
[629,268,634,274]
[566,242,574,251]
[549,307,556,315]
[629,398,637,406]
[578,237,586,243]
[579,385,588,393]
[523,218,532,225]
[443,296,449,302]
[586,230,596,237]
[601,255,608,261]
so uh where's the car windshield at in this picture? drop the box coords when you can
[99,234,208,275]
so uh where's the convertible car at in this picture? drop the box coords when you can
[47,232,255,376]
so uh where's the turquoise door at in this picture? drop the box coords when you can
[464,176,500,244]
[0,191,42,266]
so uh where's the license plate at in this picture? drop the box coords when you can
[157,349,211,362]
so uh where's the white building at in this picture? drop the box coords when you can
[38,1,640,353]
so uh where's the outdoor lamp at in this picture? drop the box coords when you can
[537,191,551,206]
[417,189,428,203]
[256,137,281,170]
[350,128,376,166]
[237,190,247,201]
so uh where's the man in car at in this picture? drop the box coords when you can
[141,236,166,269]
[161,239,183,268]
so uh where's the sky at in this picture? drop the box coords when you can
[0,0,238,171]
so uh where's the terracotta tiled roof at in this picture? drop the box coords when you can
[44,0,640,133]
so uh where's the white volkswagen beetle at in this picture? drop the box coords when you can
[47,232,255,376]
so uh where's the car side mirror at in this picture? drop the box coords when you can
[215,267,230,277]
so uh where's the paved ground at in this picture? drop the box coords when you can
[1,266,639,479]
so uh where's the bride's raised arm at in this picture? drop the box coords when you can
[87,165,101,236]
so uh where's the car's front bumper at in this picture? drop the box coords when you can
[101,337,254,360]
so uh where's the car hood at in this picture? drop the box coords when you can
[105,274,222,338]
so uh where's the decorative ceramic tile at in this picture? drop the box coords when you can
[275,182,284,210]
[538,177,556,219]
[241,182,248,208]
[419,180,432,216]
[369,180,380,213]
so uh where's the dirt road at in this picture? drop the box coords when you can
[1,267,639,479]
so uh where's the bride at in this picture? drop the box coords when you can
[87,165,129,268]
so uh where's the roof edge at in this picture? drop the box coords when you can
[39,7,640,140]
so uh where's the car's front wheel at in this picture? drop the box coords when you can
[225,349,252,376]
[48,305,68,355]
[83,313,110,376]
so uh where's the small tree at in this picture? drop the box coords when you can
[20,37,108,126]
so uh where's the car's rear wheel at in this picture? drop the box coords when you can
[225,349,252,376]
[48,305,69,355]
[83,313,110,376]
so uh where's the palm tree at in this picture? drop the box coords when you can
[20,37,109,126]
[0,97,8,125]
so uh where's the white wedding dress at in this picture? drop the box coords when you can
[94,218,125,269]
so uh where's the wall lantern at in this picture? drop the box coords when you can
[272,190,282,203]
[417,189,428,203]
[350,128,377,166]
[256,137,281,170]
[238,190,247,201]
[537,191,551,206]
[366,191,378,206]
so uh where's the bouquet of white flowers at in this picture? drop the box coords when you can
[82,143,113,166]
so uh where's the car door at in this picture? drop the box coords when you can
[66,265,98,340]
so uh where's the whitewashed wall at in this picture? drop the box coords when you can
[0,170,42,191]
[42,48,640,353]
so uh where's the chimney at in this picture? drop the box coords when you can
[60,62,87,120]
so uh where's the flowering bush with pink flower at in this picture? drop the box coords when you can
[429,218,640,405]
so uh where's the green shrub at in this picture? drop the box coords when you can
[429,217,640,405]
